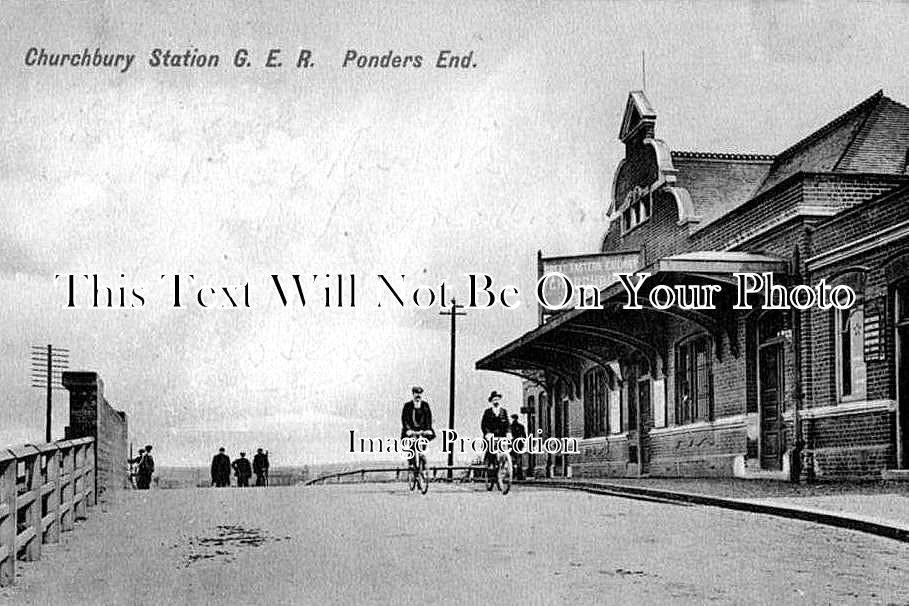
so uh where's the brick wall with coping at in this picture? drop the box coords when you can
[62,371,129,498]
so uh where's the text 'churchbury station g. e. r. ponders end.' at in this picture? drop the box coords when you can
[23,47,478,73]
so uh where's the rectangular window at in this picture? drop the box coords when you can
[836,304,866,400]
[675,336,714,424]
[608,389,621,434]
[640,196,650,221]
[583,368,607,438]
[538,393,550,437]
[626,379,638,431]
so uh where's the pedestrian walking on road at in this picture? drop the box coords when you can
[232,452,252,487]
[211,447,232,487]
[136,445,155,489]
[128,447,145,489]
[253,448,269,486]
[510,414,527,481]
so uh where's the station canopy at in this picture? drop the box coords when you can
[475,251,789,393]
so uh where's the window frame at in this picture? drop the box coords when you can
[583,367,608,438]
[831,270,867,403]
[835,298,866,402]
[674,334,714,425]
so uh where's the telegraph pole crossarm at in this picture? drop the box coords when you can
[29,344,70,442]
[440,299,467,481]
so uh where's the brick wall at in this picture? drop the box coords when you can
[63,372,129,499]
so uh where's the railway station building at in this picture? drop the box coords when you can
[477,90,909,481]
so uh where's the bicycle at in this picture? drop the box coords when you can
[484,436,513,495]
[408,452,429,494]
[405,429,432,495]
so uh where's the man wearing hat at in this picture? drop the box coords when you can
[509,414,527,481]
[136,444,155,489]
[253,448,270,487]
[232,451,253,488]
[480,391,510,470]
[401,386,435,472]
[211,447,231,487]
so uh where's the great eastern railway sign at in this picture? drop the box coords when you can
[537,250,642,322]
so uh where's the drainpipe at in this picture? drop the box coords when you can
[789,242,806,483]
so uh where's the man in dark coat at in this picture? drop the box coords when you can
[211,447,231,487]
[480,391,510,469]
[510,414,527,481]
[136,445,155,489]
[401,386,435,470]
[232,452,253,487]
[401,386,435,440]
[253,448,269,486]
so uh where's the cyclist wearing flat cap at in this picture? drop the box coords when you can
[401,386,435,470]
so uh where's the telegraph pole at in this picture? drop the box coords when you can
[440,299,466,480]
[30,344,69,443]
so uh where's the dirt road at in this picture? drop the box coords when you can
[1,484,907,605]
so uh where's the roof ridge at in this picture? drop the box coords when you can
[773,90,884,163]
[671,150,775,161]
[832,93,886,171]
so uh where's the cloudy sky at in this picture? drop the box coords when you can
[1,1,907,466]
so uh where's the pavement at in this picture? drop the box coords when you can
[523,477,909,541]
[2,484,908,605]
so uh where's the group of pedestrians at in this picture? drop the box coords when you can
[210,447,270,487]
[128,444,155,489]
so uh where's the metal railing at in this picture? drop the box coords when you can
[305,465,489,486]
[0,437,95,587]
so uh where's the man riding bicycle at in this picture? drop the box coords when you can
[401,385,435,470]
[480,390,510,472]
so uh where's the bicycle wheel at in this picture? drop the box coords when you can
[408,463,417,491]
[497,454,513,495]
[485,462,495,491]
[417,458,428,495]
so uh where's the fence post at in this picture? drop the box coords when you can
[84,441,96,508]
[44,445,61,544]
[0,449,16,586]
[58,441,75,532]
[74,444,87,521]
[21,448,42,561]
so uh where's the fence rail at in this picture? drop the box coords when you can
[0,437,95,587]
[304,465,489,485]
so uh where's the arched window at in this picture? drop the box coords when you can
[833,271,866,401]
[675,334,714,424]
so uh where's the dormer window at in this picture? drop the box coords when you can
[619,186,651,234]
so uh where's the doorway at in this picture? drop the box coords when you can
[757,312,785,470]
[637,376,652,475]
[895,281,909,468]
[551,382,569,476]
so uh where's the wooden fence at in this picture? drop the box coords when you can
[0,437,95,587]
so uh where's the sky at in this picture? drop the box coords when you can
[1,0,907,466]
